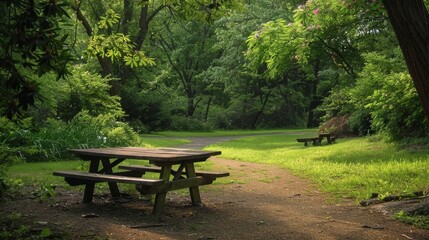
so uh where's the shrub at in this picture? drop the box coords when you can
[348,50,426,140]
[169,116,212,132]
[56,66,124,121]
[121,85,172,131]
[348,109,373,136]
[1,112,143,162]
[364,72,426,139]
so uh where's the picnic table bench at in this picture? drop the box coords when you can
[296,133,336,146]
[53,147,228,215]
[296,137,320,146]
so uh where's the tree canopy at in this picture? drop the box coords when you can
[0,0,428,138]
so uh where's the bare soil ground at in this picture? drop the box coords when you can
[2,157,429,240]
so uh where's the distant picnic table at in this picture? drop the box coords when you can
[53,147,229,215]
[296,133,336,146]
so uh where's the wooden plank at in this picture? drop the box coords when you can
[62,171,142,186]
[184,162,201,205]
[53,171,163,185]
[118,165,230,178]
[153,165,172,215]
[68,147,221,162]
[83,158,100,203]
[296,137,319,142]
[101,158,120,198]
[137,176,213,194]
[120,165,163,173]
[296,137,320,146]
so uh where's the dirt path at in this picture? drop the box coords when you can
[2,136,429,239]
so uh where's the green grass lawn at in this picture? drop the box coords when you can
[205,134,429,201]
[140,136,190,147]
[153,128,315,137]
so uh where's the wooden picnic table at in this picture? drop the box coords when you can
[53,147,227,215]
[296,133,336,146]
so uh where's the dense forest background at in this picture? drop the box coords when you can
[1,0,429,165]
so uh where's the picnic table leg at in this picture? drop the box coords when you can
[153,165,172,215]
[101,158,121,198]
[184,163,202,205]
[83,159,100,203]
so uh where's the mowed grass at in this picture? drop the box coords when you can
[7,160,84,187]
[155,128,313,137]
[205,134,429,201]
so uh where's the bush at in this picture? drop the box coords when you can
[56,66,124,121]
[365,72,427,140]
[348,50,427,140]
[121,86,172,131]
[169,116,212,132]
[349,109,373,136]
[0,112,143,162]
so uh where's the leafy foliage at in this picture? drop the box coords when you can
[121,85,172,132]
[56,65,124,120]
[366,73,426,139]
[164,0,243,22]
[0,0,72,118]
[246,19,310,78]
[352,51,426,139]
[86,9,155,68]
[1,112,142,162]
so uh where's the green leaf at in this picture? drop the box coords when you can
[40,228,52,238]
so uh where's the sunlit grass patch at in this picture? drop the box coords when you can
[205,135,429,201]
[156,129,314,137]
[140,137,190,147]
[8,160,84,186]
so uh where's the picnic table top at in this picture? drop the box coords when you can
[69,147,221,162]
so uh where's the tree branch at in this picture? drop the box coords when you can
[73,5,93,36]
[135,4,168,50]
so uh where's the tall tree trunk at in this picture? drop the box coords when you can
[382,0,429,121]
[204,97,212,122]
[378,1,429,216]
[187,97,195,117]
[135,4,149,51]
[307,59,320,128]
[120,0,133,34]
[251,90,271,129]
